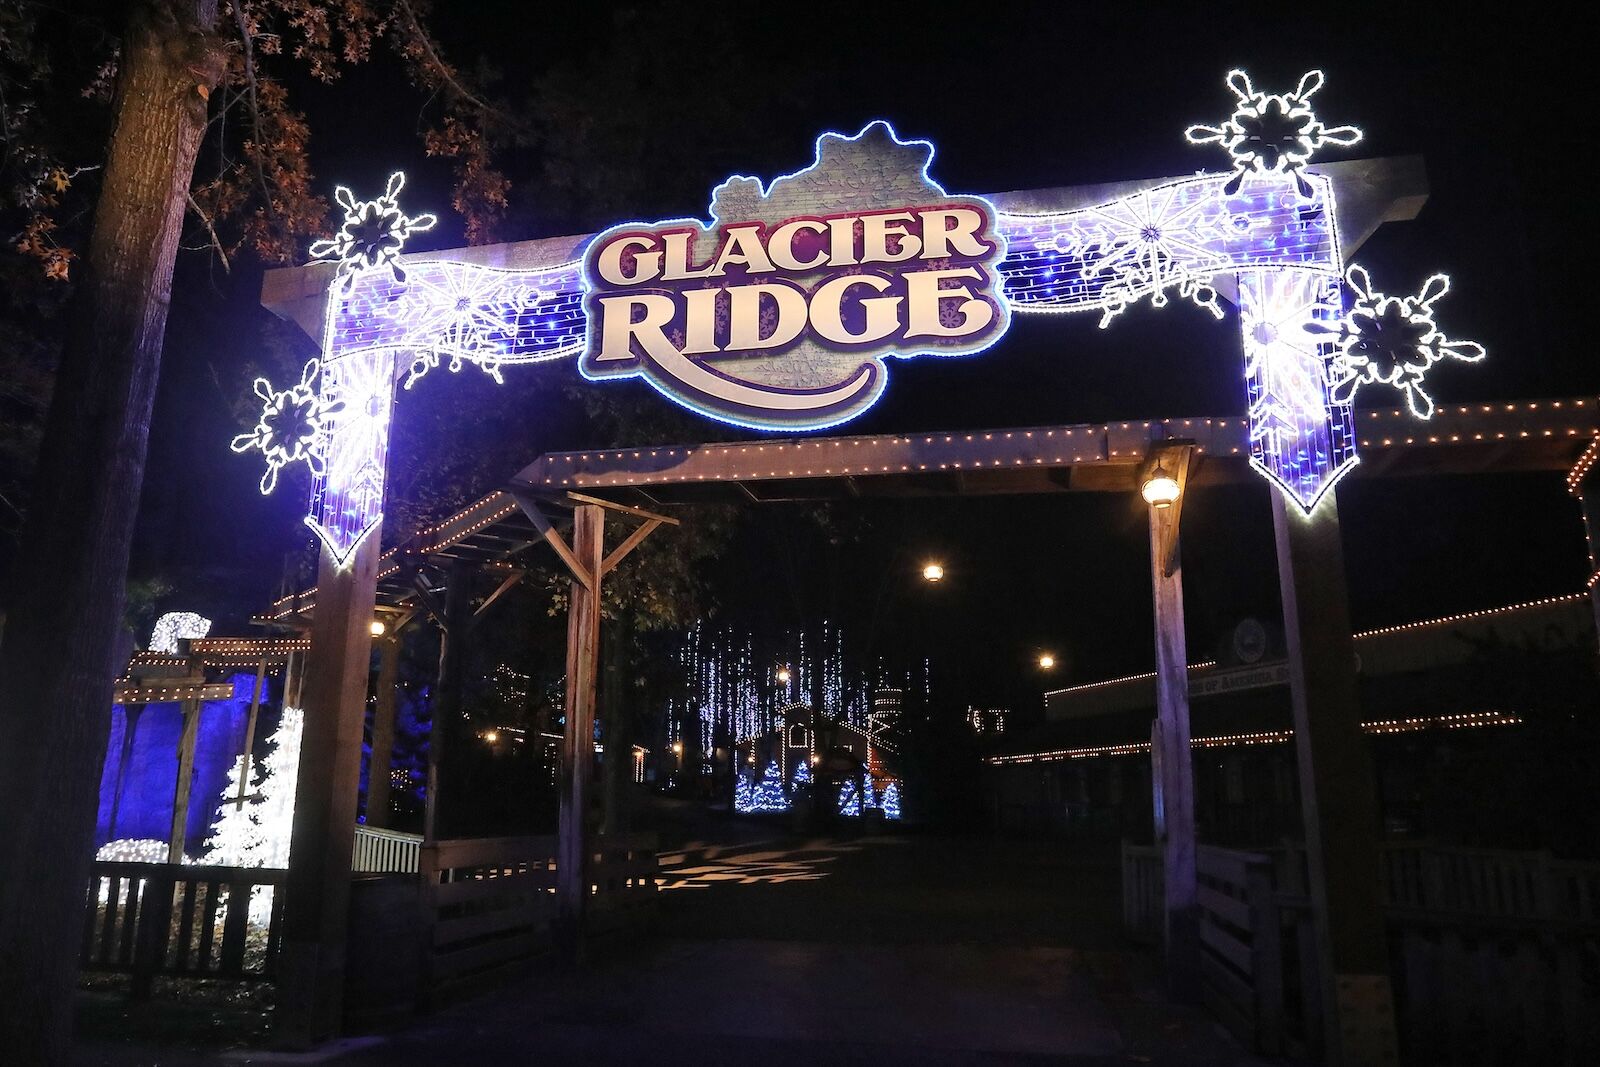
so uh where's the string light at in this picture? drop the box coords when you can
[998,169,1340,325]
[1350,592,1584,639]
[1567,434,1600,494]
[1238,269,1358,510]
[991,712,1520,765]
[1184,69,1363,196]
[309,171,436,289]
[1323,267,1487,419]
[230,359,341,495]
[149,611,212,653]
[1044,592,1585,712]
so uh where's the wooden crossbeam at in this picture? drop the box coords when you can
[565,491,679,527]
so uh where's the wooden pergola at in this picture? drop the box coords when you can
[259,394,1600,1008]
[255,148,1600,1054]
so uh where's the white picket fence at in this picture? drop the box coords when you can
[352,824,423,873]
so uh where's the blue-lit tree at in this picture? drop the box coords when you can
[838,777,861,816]
[747,760,789,813]
[790,757,813,795]
[734,765,756,813]
[880,780,902,820]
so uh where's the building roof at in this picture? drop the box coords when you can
[1041,591,1592,721]
[994,591,1593,765]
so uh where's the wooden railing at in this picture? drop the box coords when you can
[418,832,661,1000]
[1121,843,1295,1053]
[1380,843,1600,925]
[587,832,662,934]
[352,824,423,873]
[1192,844,1291,1055]
[84,832,659,1005]
[419,835,560,997]
[1122,841,1600,1063]
[82,862,286,996]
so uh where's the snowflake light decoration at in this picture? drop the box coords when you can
[1186,69,1362,197]
[309,171,436,289]
[1078,180,1231,327]
[1319,266,1486,419]
[230,359,342,493]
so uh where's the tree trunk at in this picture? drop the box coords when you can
[0,4,222,1061]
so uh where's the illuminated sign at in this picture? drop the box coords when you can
[236,68,1489,566]
[578,122,1011,431]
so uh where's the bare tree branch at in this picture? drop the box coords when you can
[185,191,231,274]
[393,0,532,136]
[230,3,276,216]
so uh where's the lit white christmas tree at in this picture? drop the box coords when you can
[204,707,302,869]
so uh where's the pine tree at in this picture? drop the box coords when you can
[862,775,878,811]
[734,764,757,813]
[746,760,788,813]
[880,780,902,820]
[839,777,861,816]
[790,757,813,795]
[204,708,302,869]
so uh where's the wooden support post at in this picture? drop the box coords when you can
[422,561,472,842]
[509,489,673,956]
[107,703,143,840]
[282,649,301,708]
[1144,443,1199,1002]
[366,635,400,829]
[274,532,382,1048]
[168,697,200,863]
[1573,472,1600,645]
[558,504,604,954]
[1270,489,1398,1066]
[234,657,268,809]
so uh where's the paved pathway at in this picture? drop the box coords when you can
[79,818,1278,1065]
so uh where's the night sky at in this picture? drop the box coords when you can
[130,4,1591,717]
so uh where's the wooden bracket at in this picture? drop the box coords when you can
[471,568,526,624]
[511,490,594,590]
[410,574,449,628]
[512,488,681,590]
[601,519,662,577]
